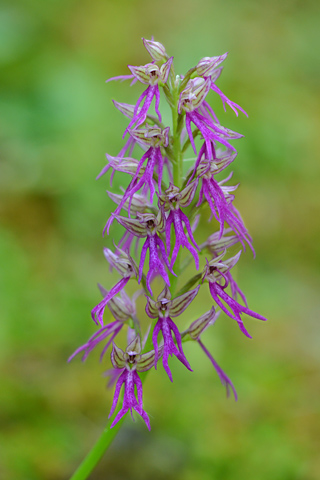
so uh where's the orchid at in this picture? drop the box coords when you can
[70,39,266,477]
[69,287,139,362]
[146,284,200,381]
[179,77,243,160]
[115,211,174,294]
[91,248,138,326]
[108,336,161,430]
[196,54,248,117]
[107,56,173,134]
[159,181,200,269]
[196,160,254,253]
[104,125,169,234]
[202,252,267,338]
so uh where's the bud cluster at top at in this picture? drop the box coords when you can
[70,38,267,430]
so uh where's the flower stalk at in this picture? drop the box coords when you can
[69,37,267,480]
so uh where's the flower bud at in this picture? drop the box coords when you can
[143,38,168,62]
[196,53,228,77]
[183,307,219,340]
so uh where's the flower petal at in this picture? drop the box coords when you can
[126,336,141,355]
[116,215,148,237]
[169,285,200,317]
[111,343,126,369]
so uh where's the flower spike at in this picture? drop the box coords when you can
[71,39,267,436]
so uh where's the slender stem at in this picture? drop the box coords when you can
[172,81,182,188]
[169,79,183,294]
[69,417,125,480]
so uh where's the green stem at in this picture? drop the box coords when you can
[172,83,182,188]
[69,417,125,480]
[169,78,183,294]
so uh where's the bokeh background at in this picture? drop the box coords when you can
[1,0,320,479]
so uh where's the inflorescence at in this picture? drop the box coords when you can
[69,38,267,430]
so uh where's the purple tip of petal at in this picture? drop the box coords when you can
[239,322,253,339]
[110,408,127,427]
[96,164,110,180]
[103,214,116,236]
[99,326,122,362]
[164,364,174,382]
[139,409,151,431]
[161,348,174,382]
[106,74,134,83]
[67,348,82,363]
[176,352,193,372]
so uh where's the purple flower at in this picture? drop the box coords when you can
[125,57,173,132]
[159,181,200,269]
[109,369,149,428]
[107,191,153,253]
[69,287,139,362]
[122,126,169,206]
[179,78,243,159]
[146,285,200,381]
[109,336,162,430]
[188,143,237,185]
[99,153,141,205]
[69,321,123,364]
[182,307,237,399]
[196,54,248,117]
[116,211,174,294]
[104,125,169,235]
[72,39,267,434]
[196,160,254,253]
[198,339,237,400]
[91,248,138,326]
[202,252,267,338]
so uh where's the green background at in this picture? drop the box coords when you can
[1,0,319,479]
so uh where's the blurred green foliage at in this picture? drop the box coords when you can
[0,0,319,479]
